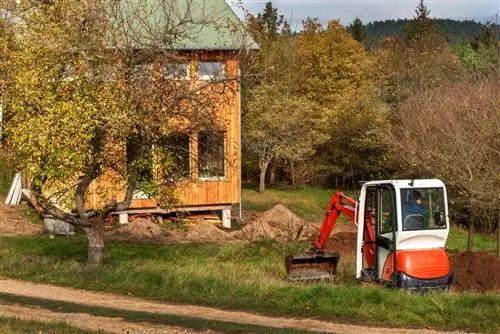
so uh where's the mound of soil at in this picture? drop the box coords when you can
[449,251,500,292]
[233,204,318,242]
[187,221,229,241]
[0,200,42,236]
[105,218,169,241]
[323,232,357,255]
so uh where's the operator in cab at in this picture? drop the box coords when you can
[402,190,426,230]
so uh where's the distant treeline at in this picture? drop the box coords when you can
[366,19,498,43]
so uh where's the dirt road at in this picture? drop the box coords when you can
[0,279,471,334]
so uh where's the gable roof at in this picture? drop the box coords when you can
[110,0,258,51]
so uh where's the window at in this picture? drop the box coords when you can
[126,135,154,198]
[400,188,446,231]
[197,61,224,80]
[379,187,396,234]
[131,64,152,81]
[198,131,225,178]
[163,62,189,80]
[158,132,190,179]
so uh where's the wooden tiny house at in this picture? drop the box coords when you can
[81,1,258,225]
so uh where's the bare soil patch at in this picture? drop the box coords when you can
[0,198,42,236]
[449,251,500,292]
[323,232,357,254]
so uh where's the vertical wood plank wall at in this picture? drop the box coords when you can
[87,51,241,210]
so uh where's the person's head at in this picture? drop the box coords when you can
[412,190,423,206]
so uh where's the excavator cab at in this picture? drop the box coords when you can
[287,179,453,290]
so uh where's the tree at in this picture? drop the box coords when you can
[297,20,367,110]
[245,1,290,44]
[1,0,236,265]
[243,84,324,192]
[348,17,367,44]
[405,0,436,44]
[389,79,500,253]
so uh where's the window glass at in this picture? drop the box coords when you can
[126,135,154,198]
[163,62,189,80]
[197,62,224,80]
[131,64,151,81]
[379,187,396,234]
[198,131,225,178]
[400,188,446,231]
[158,132,190,179]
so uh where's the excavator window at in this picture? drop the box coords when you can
[379,187,396,234]
[400,188,446,230]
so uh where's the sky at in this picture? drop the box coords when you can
[231,0,499,26]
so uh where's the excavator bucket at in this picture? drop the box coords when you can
[285,252,340,281]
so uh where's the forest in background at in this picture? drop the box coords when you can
[240,1,499,240]
[365,18,497,44]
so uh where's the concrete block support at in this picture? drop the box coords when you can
[222,207,231,228]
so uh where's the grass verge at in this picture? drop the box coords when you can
[0,293,316,334]
[0,235,498,332]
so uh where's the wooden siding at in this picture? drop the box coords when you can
[86,51,241,210]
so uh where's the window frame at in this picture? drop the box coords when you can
[197,61,225,81]
[197,130,226,180]
[163,62,190,80]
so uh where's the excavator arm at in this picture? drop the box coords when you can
[286,192,376,280]
[313,192,358,251]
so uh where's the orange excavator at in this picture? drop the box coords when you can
[286,179,453,290]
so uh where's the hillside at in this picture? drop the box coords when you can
[365,18,496,43]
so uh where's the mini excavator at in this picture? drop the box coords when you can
[286,179,453,290]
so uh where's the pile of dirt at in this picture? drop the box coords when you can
[449,251,500,292]
[323,232,357,254]
[233,204,318,242]
[0,200,42,236]
[105,218,169,242]
[187,221,230,241]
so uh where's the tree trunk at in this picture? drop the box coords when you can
[497,209,499,258]
[83,219,105,267]
[467,221,474,251]
[269,165,276,185]
[290,161,295,186]
[259,159,270,193]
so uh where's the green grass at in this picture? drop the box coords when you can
[0,235,498,332]
[447,227,496,253]
[0,316,104,334]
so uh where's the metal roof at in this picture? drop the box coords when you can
[110,0,258,51]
